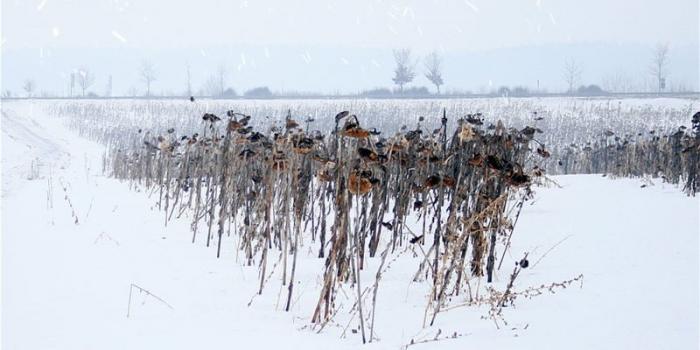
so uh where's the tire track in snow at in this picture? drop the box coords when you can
[1,107,71,197]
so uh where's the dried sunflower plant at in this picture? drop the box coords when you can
[557,111,700,196]
[102,106,591,342]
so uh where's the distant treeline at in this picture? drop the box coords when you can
[3,88,698,100]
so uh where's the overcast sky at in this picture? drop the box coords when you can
[1,0,698,95]
[3,0,697,50]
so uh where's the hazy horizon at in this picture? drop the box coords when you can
[2,0,698,95]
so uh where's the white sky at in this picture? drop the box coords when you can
[2,0,698,95]
[2,0,698,50]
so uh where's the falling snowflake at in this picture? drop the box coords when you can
[464,0,479,13]
[300,51,311,64]
[111,31,127,43]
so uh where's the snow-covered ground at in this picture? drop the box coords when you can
[2,100,698,349]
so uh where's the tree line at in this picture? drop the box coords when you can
[9,42,684,99]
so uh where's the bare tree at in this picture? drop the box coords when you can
[127,86,139,97]
[186,62,192,96]
[424,51,444,94]
[105,75,113,97]
[140,61,157,97]
[70,72,75,97]
[76,68,95,97]
[602,69,633,93]
[203,75,220,97]
[602,72,616,93]
[201,64,228,97]
[23,79,36,97]
[216,64,227,96]
[392,49,415,93]
[562,58,582,94]
[650,43,669,94]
